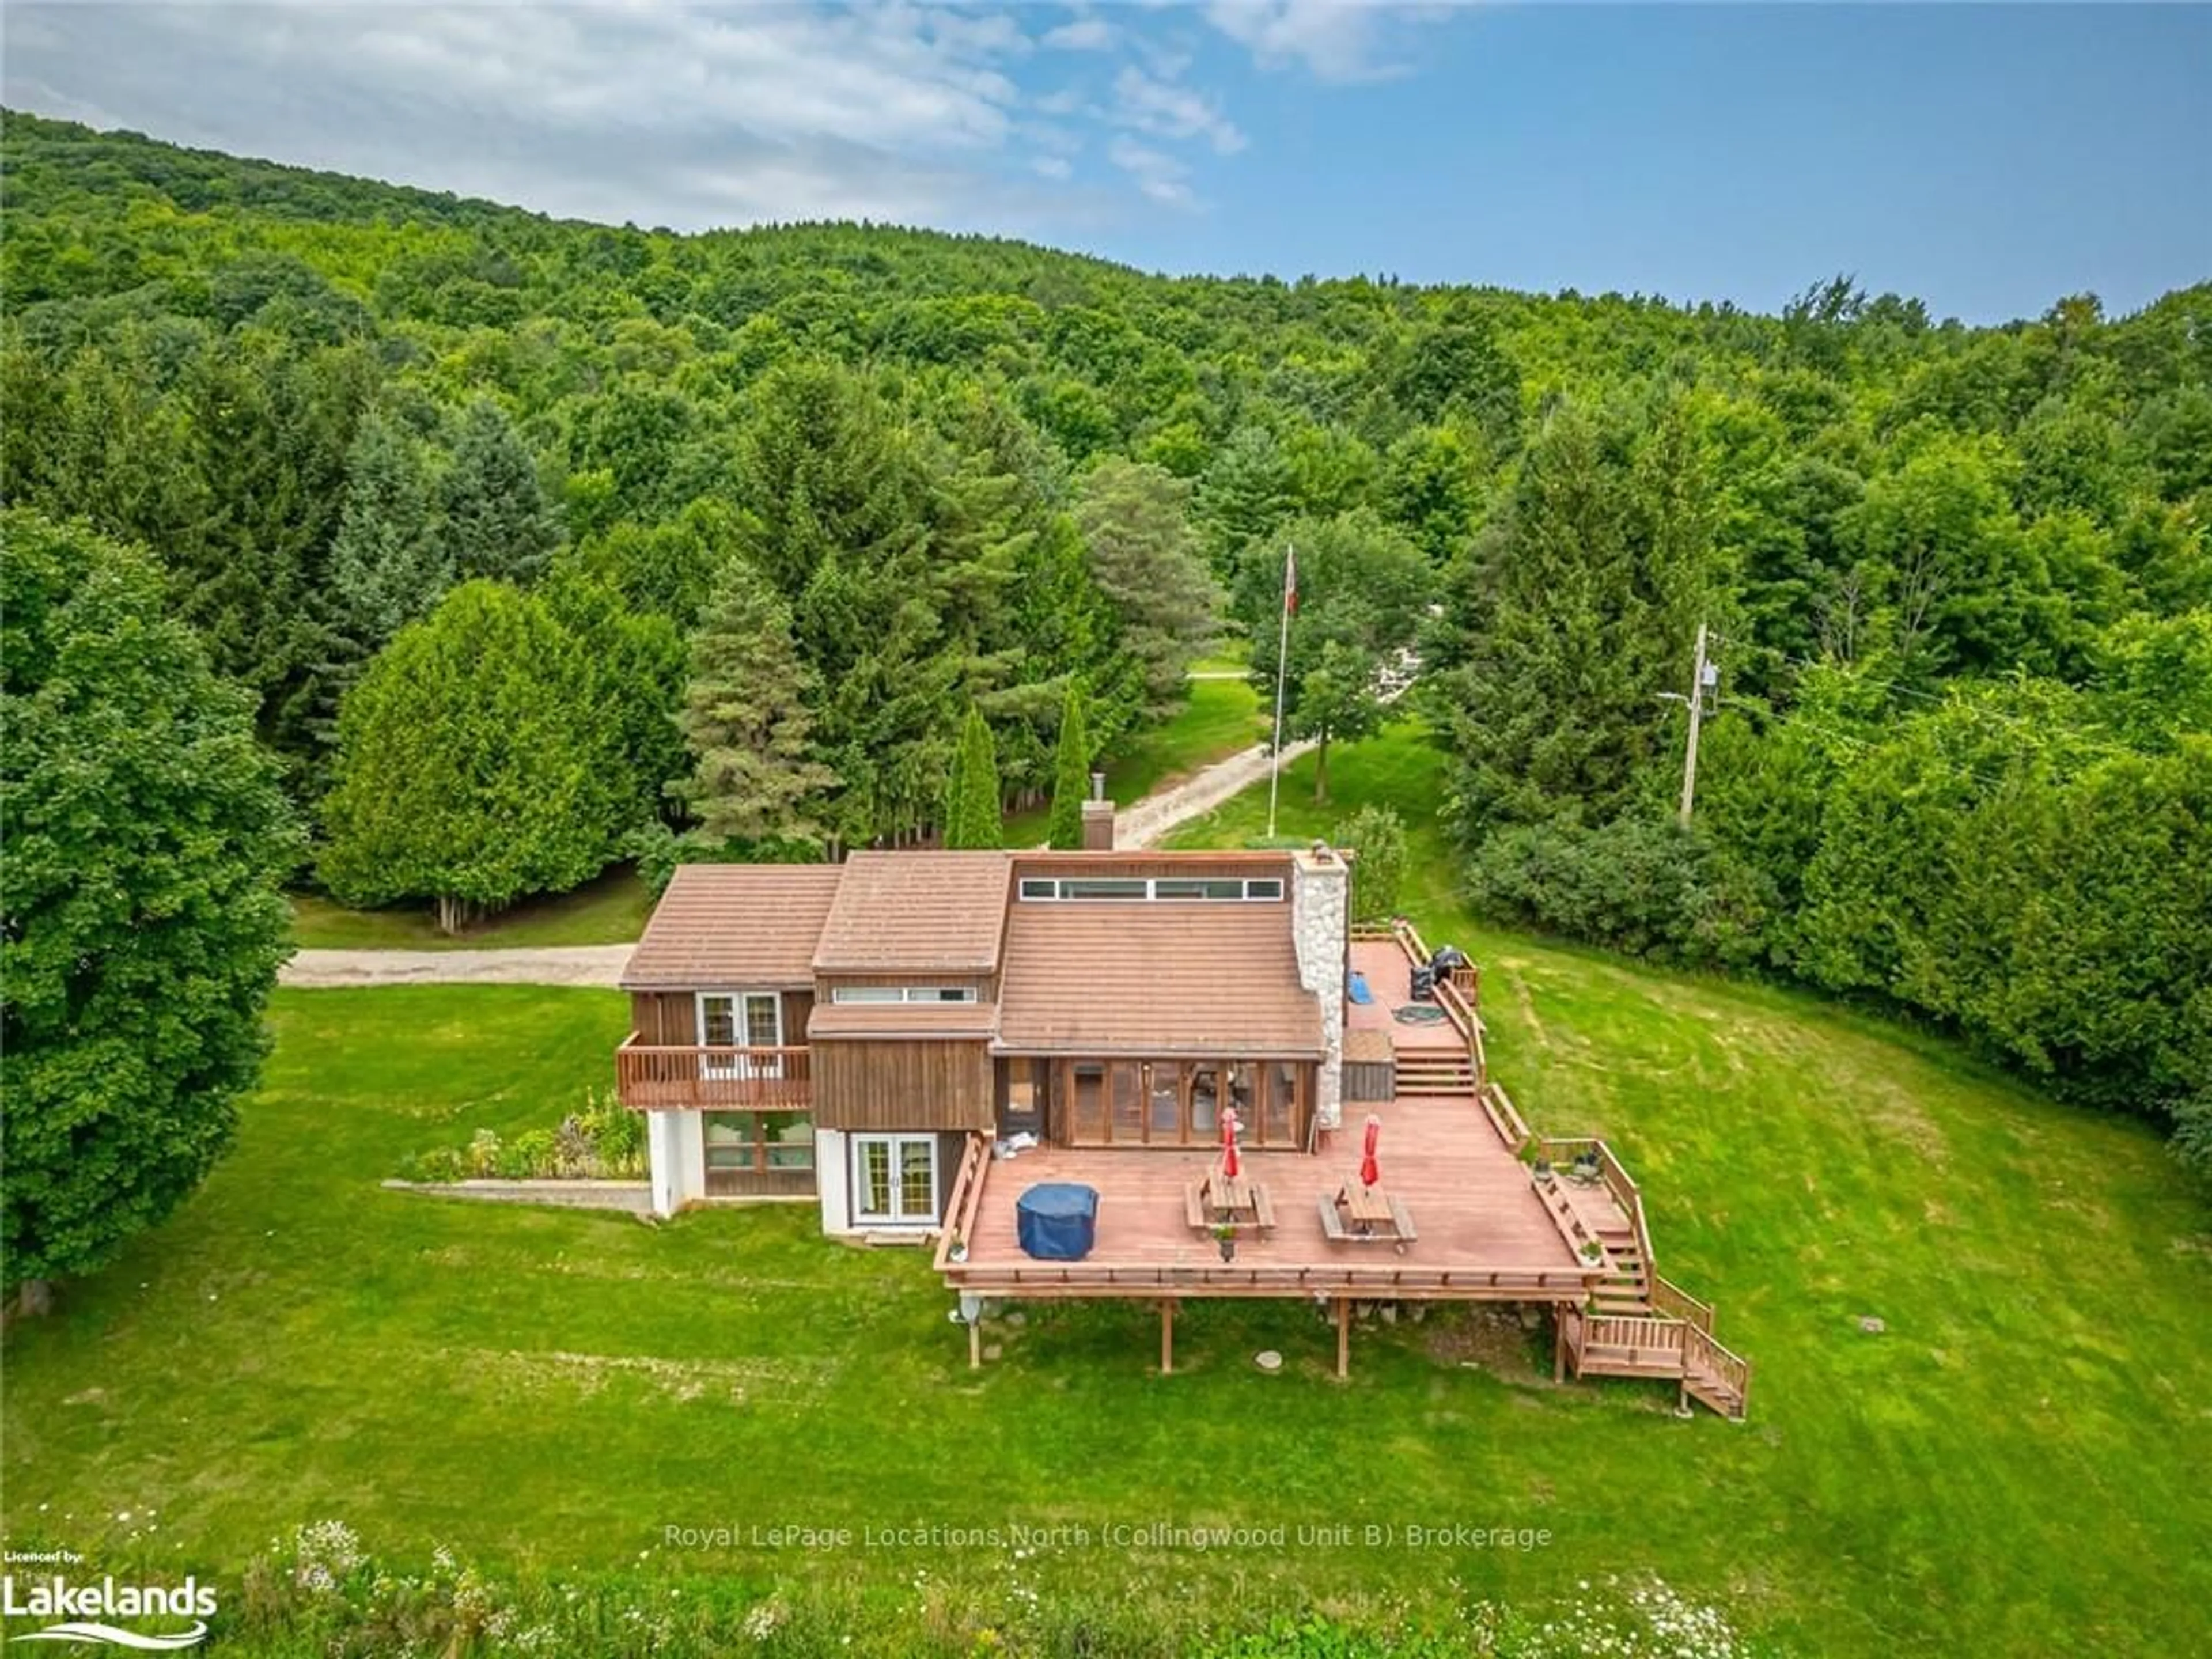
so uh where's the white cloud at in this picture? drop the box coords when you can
[1113,65,1247,155]
[1032,154,1074,180]
[1204,0,1454,84]
[1107,135,1194,209]
[0,2,1075,230]
[1040,17,1118,53]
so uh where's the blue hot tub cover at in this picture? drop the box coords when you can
[1016,1182,1099,1261]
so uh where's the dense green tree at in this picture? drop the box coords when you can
[1437,399,1717,838]
[1194,425,1294,582]
[1074,458,1221,718]
[327,408,450,651]
[672,555,834,845]
[943,706,1003,850]
[318,582,616,930]
[440,397,559,585]
[2,510,299,1300]
[1047,685,1093,851]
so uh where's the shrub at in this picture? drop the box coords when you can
[1335,804,1408,923]
[409,1090,647,1183]
[1465,817,1770,969]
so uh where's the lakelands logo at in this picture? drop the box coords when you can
[2,1574,215,1649]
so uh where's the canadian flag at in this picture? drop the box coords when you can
[1282,544,1298,616]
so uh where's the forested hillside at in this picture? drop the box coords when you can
[2,111,2205,1170]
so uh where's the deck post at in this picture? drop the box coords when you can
[1552,1305,1566,1383]
[1160,1299,1175,1376]
[968,1313,982,1371]
[1334,1297,1350,1380]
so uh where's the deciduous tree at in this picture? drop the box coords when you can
[2,510,298,1302]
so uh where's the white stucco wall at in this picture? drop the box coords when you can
[1291,846,1349,1132]
[815,1128,850,1235]
[647,1111,706,1217]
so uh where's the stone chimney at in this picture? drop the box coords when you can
[1080,770,1115,850]
[1290,842,1347,1132]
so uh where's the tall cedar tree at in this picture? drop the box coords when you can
[318,581,619,930]
[441,398,559,586]
[1438,399,1713,839]
[2,510,300,1300]
[944,707,1004,849]
[676,555,835,843]
[1046,685,1093,850]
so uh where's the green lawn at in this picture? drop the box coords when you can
[289,863,656,950]
[9,728,2210,1654]
[1005,673,1265,844]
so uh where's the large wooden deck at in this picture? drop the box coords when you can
[940,1088,1596,1302]
[936,917,1752,1414]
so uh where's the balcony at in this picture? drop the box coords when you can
[615,1035,813,1111]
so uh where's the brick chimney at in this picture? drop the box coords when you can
[1290,842,1348,1132]
[1080,769,1115,850]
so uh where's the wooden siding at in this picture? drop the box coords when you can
[812,1038,995,1131]
[629,990,812,1047]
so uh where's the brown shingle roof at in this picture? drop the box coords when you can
[812,851,1012,974]
[620,863,843,990]
[807,1002,1000,1041]
[995,902,1323,1056]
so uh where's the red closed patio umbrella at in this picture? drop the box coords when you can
[1359,1113,1381,1190]
[1220,1105,1242,1181]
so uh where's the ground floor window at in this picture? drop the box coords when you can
[704,1111,815,1173]
[853,1134,938,1224]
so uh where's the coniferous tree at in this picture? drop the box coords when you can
[1074,458,1221,719]
[328,410,451,652]
[318,581,617,931]
[944,706,1003,850]
[1046,685,1093,850]
[440,398,559,585]
[675,555,834,844]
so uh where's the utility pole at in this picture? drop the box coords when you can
[1679,621,1710,827]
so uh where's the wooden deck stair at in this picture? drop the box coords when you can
[1588,1218,1652,1316]
[1394,1051,1478,1096]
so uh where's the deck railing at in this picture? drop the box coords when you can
[1650,1274,1715,1333]
[934,1133,993,1271]
[614,1035,813,1111]
[1478,1081,1532,1154]
[1683,1321,1753,1404]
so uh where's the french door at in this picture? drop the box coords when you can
[853,1135,938,1225]
[696,991,782,1079]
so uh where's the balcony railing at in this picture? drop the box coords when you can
[615,1035,813,1111]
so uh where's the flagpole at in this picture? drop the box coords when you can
[1266,542,1293,839]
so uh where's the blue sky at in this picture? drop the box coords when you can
[7,3,2207,323]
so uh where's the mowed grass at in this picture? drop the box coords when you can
[1005,673,1264,844]
[289,863,656,950]
[6,730,2209,1653]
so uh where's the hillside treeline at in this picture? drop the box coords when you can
[1,112,2205,1166]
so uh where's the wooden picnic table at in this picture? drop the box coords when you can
[1185,1170,1276,1233]
[1320,1182,1418,1249]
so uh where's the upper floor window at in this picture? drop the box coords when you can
[1017,876,1283,902]
[829,986,978,1004]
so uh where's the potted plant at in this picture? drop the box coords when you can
[1577,1238,1605,1267]
[1212,1221,1237,1263]
[1570,1149,1601,1187]
[947,1230,968,1264]
[1531,1154,1555,1185]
